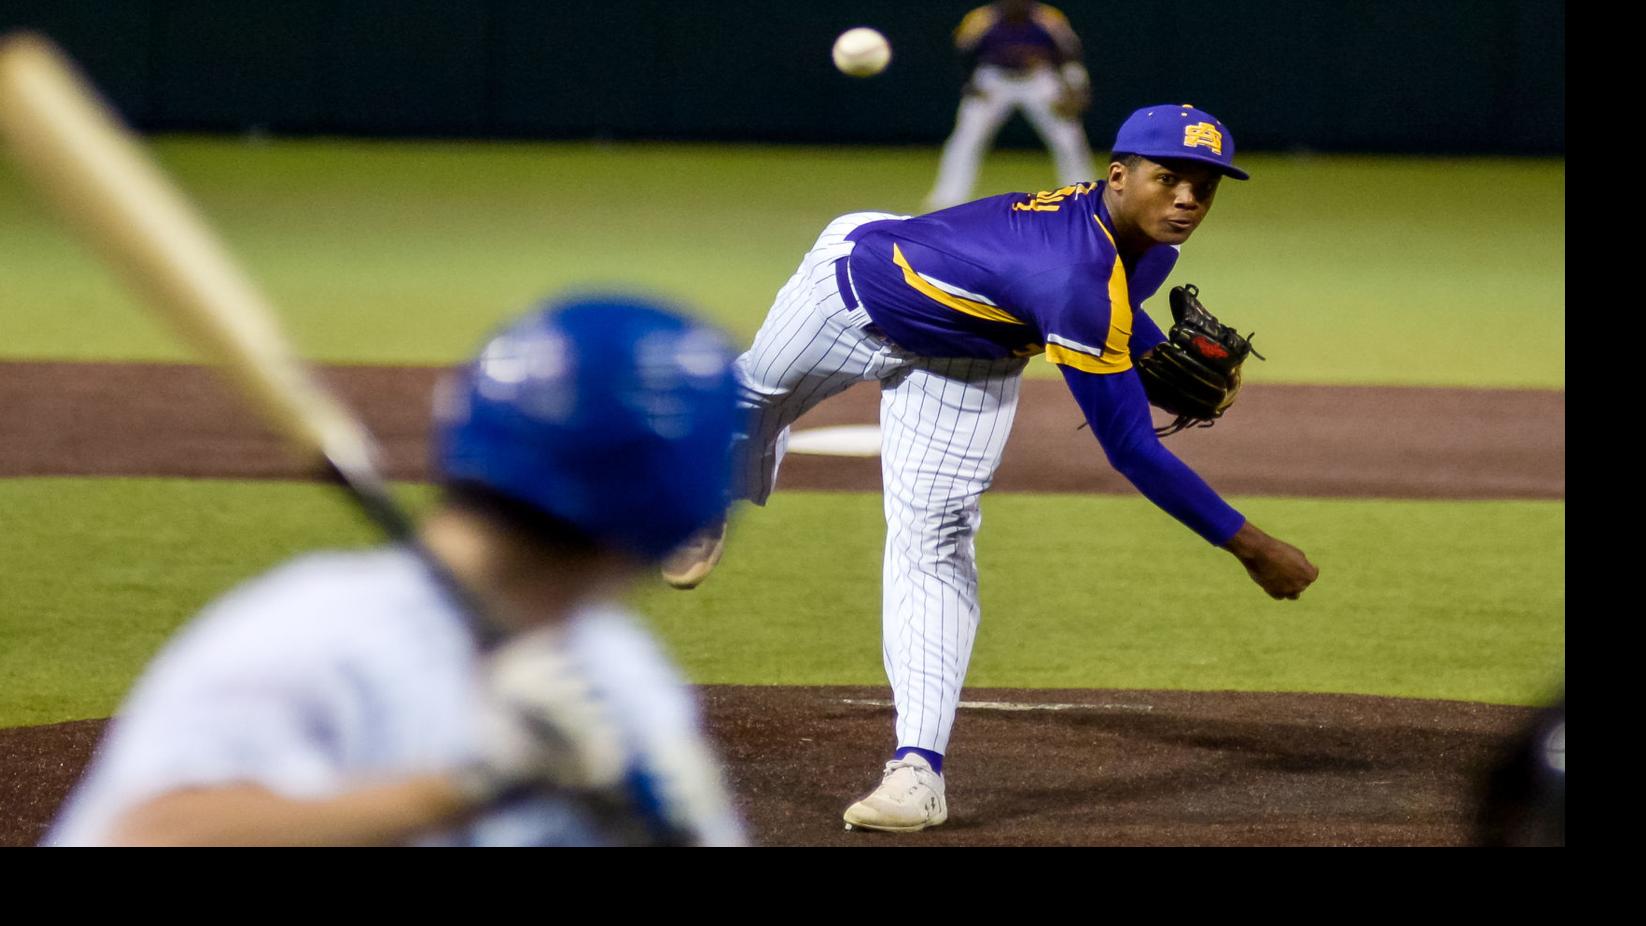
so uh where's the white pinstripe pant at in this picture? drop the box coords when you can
[735,213,1028,755]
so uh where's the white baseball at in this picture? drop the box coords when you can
[832,27,891,78]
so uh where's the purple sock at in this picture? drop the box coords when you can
[895,746,943,774]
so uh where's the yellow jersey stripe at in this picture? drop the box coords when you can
[893,243,1027,326]
[1046,342,1130,373]
[1102,253,1134,364]
[955,6,998,48]
[1043,219,1134,374]
[1032,5,1072,34]
[1034,5,1081,54]
[1092,212,1116,247]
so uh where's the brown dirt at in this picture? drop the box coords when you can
[0,360,1562,846]
[0,361,1563,498]
[1,687,1533,847]
[0,720,102,847]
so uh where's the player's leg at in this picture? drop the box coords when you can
[924,69,1015,211]
[842,355,1027,832]
[731,212,908,507]
[879,355,1026,755]
[1020,70,1097,186]
[665,212,908,588]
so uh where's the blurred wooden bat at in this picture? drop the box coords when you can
[0,31,409,537]
[0,33,710,839]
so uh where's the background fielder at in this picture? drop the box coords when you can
[926,0,1097,211]
[47,295,747,846]
[673,104,1318,833]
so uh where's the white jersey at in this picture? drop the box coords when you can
[45,546,743,846]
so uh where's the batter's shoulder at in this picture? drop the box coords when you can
[186,547,469,662]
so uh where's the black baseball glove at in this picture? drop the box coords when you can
[1134,284,1264,437]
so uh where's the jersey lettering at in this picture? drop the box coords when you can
[1010,182,1097,213]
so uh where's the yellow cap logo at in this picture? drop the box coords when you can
[1183,122,1224,154]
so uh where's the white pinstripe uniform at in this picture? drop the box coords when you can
[787,108,1280,831]
[734,213,1028,755]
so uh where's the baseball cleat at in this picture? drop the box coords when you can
[841,753,947,833]
[660,518,726,590]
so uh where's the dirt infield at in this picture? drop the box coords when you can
[0,359,1563,845]
[0,361,1564,498]
[2,687,1533,846]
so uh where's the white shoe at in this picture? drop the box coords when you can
[842,754,947,832]
[660,519,726,590]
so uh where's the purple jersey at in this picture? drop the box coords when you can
[845,182,1177,372]
[843,184,1245,547]
[955,3,1081,71]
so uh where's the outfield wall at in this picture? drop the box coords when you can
[0,0,1564,153]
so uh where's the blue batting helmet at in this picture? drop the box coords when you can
[433,294,740,561]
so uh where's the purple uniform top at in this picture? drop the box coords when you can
[840,182,1247,546]
[845,182,1174,367]
[956,3,1081,71]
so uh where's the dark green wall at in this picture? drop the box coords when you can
[0,1,1564,153]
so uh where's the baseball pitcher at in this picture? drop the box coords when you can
[664,104,1319,833]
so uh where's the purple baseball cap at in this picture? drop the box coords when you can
[1110,103,1249,180]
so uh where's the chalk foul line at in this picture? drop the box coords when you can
[837,698,1154,713]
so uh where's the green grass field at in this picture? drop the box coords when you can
[0,480,1563,727]
[0,140,1564,728]
[0,138,1564,387]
